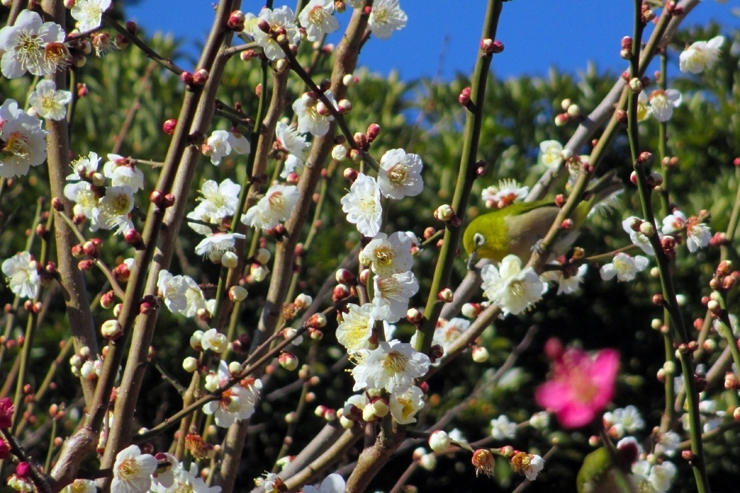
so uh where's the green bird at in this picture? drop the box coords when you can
[576,444,639,493]
[463,171,623,269]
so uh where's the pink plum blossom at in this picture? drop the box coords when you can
[535,339,619,428]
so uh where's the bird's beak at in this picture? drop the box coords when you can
[467,248,479,271]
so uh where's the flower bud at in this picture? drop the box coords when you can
[406,307,423,324]
[639,222,655,237]
[182,357,198,373]
[307,313,327,328]
[229,285,248,302]
[629,77,643,92]
[101,320,123,339]
[247,249,268,268]
[332,145,348,161]
[335,268,355,285]
[337,99,352,113]
[437,288,453,303]
[279,352,299,371]
[342,73,356,86]
[228,361,241,375]
[429,430,451,452]
[190,330,204,351]
[472,345,489,363]
[434,204,454,222]
[221,251,238,269]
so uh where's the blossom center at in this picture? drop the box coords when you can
[397,395,414,418]
[386,163,408,186]
[117,458,139,480]
[45,42,69,69]
[373,8,390,24]
[376,277,401,300]
[108,194,132,215]
[16,32,45,69]
[508,279,526,297]
[373,245,394,267]
[309,6,328,25]
[3,132,31,158]
[382,350,409,374]
[268,191,284,208]
[570,369,599,403]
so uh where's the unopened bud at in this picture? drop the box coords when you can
[279,352,299,371]
[472,345,489,363]
[182,357,198,373]
[434,204,454,222]
[100,320,123,339]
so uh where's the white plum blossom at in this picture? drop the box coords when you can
[336,303,375,352]
[679,35,724,74]
[648,89,682,122]
[341,173,383,237]
[251,6,301,61]
[519,454,545,481]
[149,453,177,491]
[275,121,310,178]
[195,178,241,220]
[202,361,261,427]
[303,474,345,493]
[103,154,145,191]
[242,183,300,230]
[662,210,711,252]
[538,140,564,169]
[389,385,425,424]
[64,181,101,229]
[151,462,221,493]
[71,0,112,32]
[481,255,548,315]
[203,130,232,165]
[604,405,645,437]
[194,232,245,256]
[540,264,588,295]
[0,99,48,178]
[359,232,414,276]
[622,216,655,255]
[490,415,517,440]
[201,328,228,354]
[351,339,430,395]
[637,91,651,122]
[98,185,135,233]
[2,251,40,299]
[662,210,686,235]
[372,271,419,323]
[368,0,408,40]
[28,80,72,121]
[377,148,424,200]
[599,252,649,282]
[61,480,96,493]
[654,431,681,457]
[0,10,67,78]
[157,270,207,317]
[411,317,469,354]
[632,460,677,493]
[111,444,157,493]
[293,91,337,136]
[481,179,528,209]
[66,151,101,181]
[228,129,251,155]
[299,0,340,42]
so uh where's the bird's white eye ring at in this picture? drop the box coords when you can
[473,232,485,246]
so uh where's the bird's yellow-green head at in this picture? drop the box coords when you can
[463,171,623,268]
[463,200,561,267]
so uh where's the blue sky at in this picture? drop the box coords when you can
[126,0,739,80]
